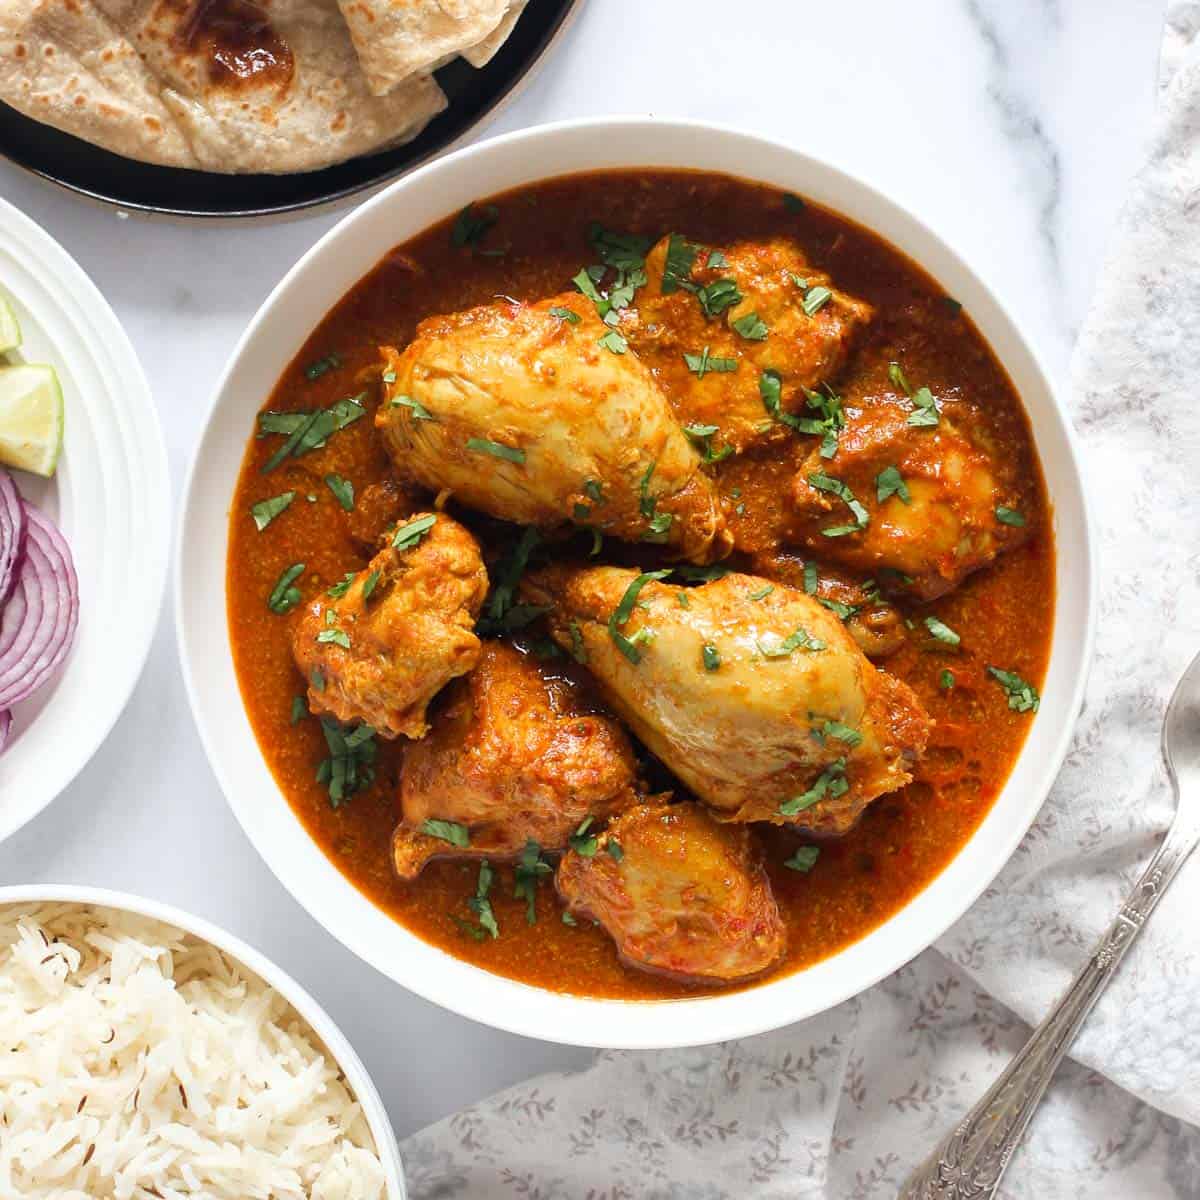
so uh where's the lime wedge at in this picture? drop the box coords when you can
[0,364,64,477]
[0,293,21,355]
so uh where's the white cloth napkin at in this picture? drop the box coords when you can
[401,7,1200,1195]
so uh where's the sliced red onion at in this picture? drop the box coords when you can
[0,710,10,753]
[0,502,78,710]
[0,470,24,606]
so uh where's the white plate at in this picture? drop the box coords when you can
[0,200,169,843]
[178,118,1096,1050]
[0,884,406,1197]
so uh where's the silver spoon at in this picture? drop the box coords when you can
[901,649,1200,1200]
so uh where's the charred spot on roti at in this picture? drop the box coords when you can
[170,0,294,89]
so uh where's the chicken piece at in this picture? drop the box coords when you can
[344,476,414,554]
[291,511,488,739]
[392,641,640,879]
[556,801,787,986]
[748,549,908,660]
[788,399,1030,600]
[376,294,731,564]
[622,236,873,454]
[523,565,930,834]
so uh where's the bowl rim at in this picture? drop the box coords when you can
[177,115,1098,1049]
[0,883,407,1198]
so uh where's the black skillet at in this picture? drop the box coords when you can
[0,0,580,220]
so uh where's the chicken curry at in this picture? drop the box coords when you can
[227,170,1054,999]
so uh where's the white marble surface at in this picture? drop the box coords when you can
[0,0,1166,1142]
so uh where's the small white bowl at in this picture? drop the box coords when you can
[178,117,1096,1050]
[0,884,406,1197]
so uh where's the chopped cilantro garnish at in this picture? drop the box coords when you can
[940,669,956,690]
[779,758,848,816]
[267,562,305,614]
[467,437,526,463]
[304,352,341,381]
[467,860,499,939]
[324,474,354,511]
[479,527,542,635]
[816,720,863,748]
[597,329,628,355]
[548,305,581,324]
[451,202,498,249]
[315,718,376,808]
[609,570,672,664]
[316,628,350,650]
[875,466,910,504]
[662,233,700,294]
[924,615,961,647]
[569,817,598,857]
[392,514,437,551]
[988,667,1040,713]
[731,311,769,341]
[606,840,625,862]
[749,585,774,601]
[758,627,825,658]
[391,393,435,421]
[290,695,306,725]
[259,395,367,473]
[251,491,294,531]
[808,472,869,531]
[588,224,652,272]
[421,819,470,848]
[513,840,553,924]
[801,285,833,317]
[702,643,721,671]
[783,845,820,872]
[327,571,356,599]
[683,346,738,378]
[817,597,859,621]
[697,278,743,318]
[996,506,1026,527]
[683,421,734,463]
[803,561,818,594]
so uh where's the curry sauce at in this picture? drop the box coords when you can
[226,170,1054,1000]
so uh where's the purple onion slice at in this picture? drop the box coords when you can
[0,502,78,710]
[0,470,24,606]
[0,709,10,754]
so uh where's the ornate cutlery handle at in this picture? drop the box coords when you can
[900,813,1200,1200]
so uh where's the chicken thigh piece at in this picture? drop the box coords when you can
[622,235,873,454]
[392,641,640,879]
[522,565,930,834]
[376,295,731,564]
[556,801,787,986]
[291,511,488,739]
[788,399,1030,600]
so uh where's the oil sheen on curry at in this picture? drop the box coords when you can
[227,170,1054,1000]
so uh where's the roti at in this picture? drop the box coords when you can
[0,0,449,172]
[335,0,507,96]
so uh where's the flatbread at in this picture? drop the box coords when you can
[336,0,507,96]
[0,0,199,166]
[0,0,448,172]
[460,0,524,67]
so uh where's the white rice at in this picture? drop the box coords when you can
[0,903,387,1199]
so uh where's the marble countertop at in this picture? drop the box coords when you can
[0,0,1166,1141]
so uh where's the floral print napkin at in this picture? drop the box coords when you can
[402,5,1200,1195]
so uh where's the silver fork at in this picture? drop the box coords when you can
[901,650,1200,1200]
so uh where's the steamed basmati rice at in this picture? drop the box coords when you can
[0,903,387,1199]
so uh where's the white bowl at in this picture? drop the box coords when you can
[0,884,406,1197]
[177,117,1096,1050]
